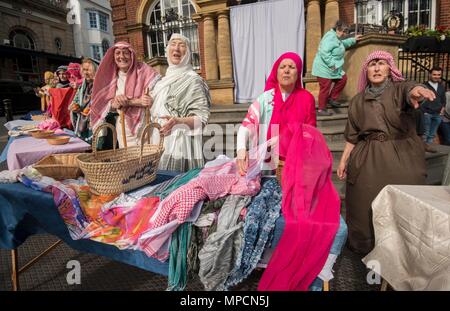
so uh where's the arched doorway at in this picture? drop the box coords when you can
[8,29,39,81]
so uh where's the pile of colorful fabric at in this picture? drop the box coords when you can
[17,126,343,291]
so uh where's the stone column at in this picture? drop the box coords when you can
[305,0,322,74]
[324,0,340,32]
[203,13,219,80]
[217,10,233,80]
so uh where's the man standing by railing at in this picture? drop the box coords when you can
[421,66,447,151]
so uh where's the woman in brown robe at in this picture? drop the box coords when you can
[337,51,436,255]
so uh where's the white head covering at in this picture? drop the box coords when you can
[151,33,196,117]
[164,33,193,77]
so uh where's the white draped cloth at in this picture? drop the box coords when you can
[363,185,450,290]
[230,0,305,103]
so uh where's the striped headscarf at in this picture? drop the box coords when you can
[357,50,404,92]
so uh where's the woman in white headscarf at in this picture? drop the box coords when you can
[151,33,211,172]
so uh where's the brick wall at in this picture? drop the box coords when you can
[339,0,354,26]
[111,0,206,75]
[439,0,450,28]
[110,0,148,59]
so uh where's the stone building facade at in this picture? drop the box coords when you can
[111,0,450,105]
[0,0,78,83]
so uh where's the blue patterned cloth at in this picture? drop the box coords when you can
[224,178,348,291]
[224,178,282,289]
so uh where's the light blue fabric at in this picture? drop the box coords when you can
[0,135,25,163]
[309,216,348,291]
[312,29,356,79]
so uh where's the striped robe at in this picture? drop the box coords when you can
[152,72,210,172]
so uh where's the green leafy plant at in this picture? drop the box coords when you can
[406,25,450,41]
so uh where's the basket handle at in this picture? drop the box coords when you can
[92,122,117,157]
[119,110,127,148]
[138,122,165,163]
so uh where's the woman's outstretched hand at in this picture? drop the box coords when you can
[409,86,436,109]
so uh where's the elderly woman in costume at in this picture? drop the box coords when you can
[236,52,316,173]
[90,42,160,148]
[337,51,436,255]
[236,52,347,291]
[312,20,362,116]
[151,33,211,172]
[55,65,70,88]
[69,58,98,143]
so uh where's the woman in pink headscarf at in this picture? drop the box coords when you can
[236,52,316,173]
[337,51,436,255]
[90,42,160,148]
[236,53,344,291]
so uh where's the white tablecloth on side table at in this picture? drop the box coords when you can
[362,185,450,290]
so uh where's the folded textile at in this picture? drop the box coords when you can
[198,195,251,291]
[187,198,226,279]
[224,179,282,289]
[167,222,192,291]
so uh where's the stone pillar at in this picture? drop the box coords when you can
[217,10,233,80]
[203,13,219,80]
[324,0,340,32]
[305,0,322,74]
[304,0,322,97]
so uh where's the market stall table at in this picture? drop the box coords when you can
[363,185,450,290]
[0,173,285,291]
[6,135,90,170]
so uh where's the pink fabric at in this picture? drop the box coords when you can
[67,63,83,87]
[265,52,316,160]
[90,41,160,134]
[258,124,340,291]
[102,197,160,242]
[38,118,60,131]
[7,136,91,170]
[48,88,76,130]
[357,50,404,92]
[151,162,260,228]
[138,201,204,261]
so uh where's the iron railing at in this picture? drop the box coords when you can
[398,51,450,88]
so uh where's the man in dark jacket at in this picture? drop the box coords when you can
[421,66,446,150]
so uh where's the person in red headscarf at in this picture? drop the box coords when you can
[236,52,316,174]
[236,53,345,291]
[337,50,436,255]
[90,42,160,148]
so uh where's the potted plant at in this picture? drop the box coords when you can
[403,25,450,52]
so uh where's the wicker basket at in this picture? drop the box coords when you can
[276,160,285,185]
[77,122,164,195]
[34,153,83,180]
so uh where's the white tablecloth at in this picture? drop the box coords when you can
[362,185,450,290]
